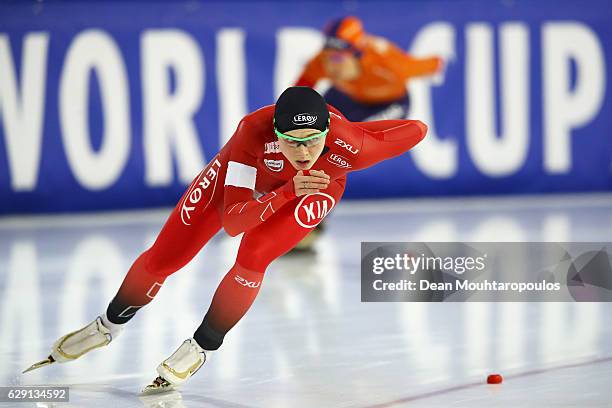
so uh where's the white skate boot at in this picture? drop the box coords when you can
[142,338,211,395]
[23,316,116,373]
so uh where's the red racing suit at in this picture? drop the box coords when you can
[107,104,427,349]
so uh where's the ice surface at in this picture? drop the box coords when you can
[1,194,611,407]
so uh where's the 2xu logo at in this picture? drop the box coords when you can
[181,158,222,226]
[294,192,336,228]
[234,275,261,288]
[334,139,359,155]
[327,153,352,169]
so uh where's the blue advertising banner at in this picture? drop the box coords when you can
[0,0,610,213]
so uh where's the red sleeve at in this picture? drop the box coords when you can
[328,104,347,120]
[351,120,428,170]
[221,120,297,237]
[223,184,297,237]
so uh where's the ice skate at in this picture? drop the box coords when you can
[23,316,113,373]
[141,338,210,395]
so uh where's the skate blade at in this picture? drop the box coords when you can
[22,356,55,374]
[140,376,176,396]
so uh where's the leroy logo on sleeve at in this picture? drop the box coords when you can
[327,153,352,169]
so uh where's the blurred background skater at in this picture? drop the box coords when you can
[296,16,444,122]
[23,87,428,393]
[290,16,444,253]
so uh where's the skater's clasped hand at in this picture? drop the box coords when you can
[293,170,330,196]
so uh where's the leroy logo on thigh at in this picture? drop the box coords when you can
[180,158,222,226]
[294,192,336,228]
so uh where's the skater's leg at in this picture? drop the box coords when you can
[105,208,222,324]
[23,162,226,373]
[148,218,317,389]
[106,162,225,325]
[192,262,269,350]
[194,179,346,350]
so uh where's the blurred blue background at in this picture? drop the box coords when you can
[0,0,610,214]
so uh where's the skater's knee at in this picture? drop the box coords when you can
[236,247,270,272]
[140,247,183,278]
